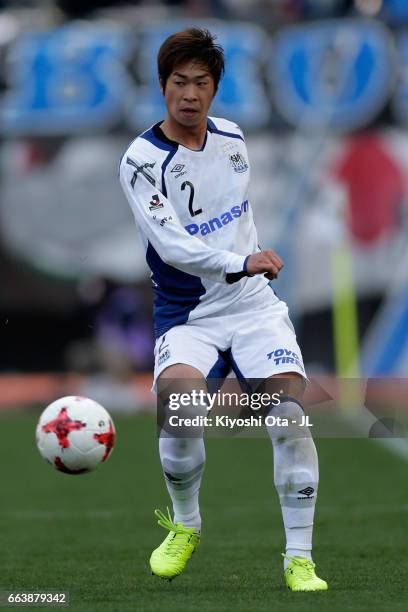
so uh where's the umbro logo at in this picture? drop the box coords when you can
[171,163,187,178]
[297,486,315,499]
[171,164,185,173]
[149,194,164,211]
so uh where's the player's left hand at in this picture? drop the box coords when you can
[246,249,284,280]
[265,249,284,280]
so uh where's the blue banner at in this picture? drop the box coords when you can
[0,19,405,135]
[270,20,395,131]
[0,24,135,135]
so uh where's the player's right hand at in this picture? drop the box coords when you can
[246,249,284,280]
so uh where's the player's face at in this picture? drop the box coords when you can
[161,61,215,128]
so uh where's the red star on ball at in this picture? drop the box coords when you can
[42,407,87,449]
[94,421,115,461]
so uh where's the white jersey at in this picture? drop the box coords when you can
[119,116,273,338]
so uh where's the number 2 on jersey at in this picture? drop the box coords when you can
[181,181,202,217]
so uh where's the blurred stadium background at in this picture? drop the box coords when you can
[0,2,407,610]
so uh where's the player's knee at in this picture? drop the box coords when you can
[158,387,208,440]
[261,373,306,403]
[270,398,304,420]
[266,398,313,442]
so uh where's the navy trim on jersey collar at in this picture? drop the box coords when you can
[143,121,212,152]
[141,119,243,151]
[140,123,178,151]
[207,118,244,142]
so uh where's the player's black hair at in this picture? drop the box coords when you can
[157,27,225,93]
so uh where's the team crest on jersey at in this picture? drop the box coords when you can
[158,335,170,366]
[229,152,248,174]
[158,349,170,366]
[149,194,164,211]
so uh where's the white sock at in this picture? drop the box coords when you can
[266,398,319,570]
[159,435,205,531]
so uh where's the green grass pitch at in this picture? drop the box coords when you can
[0,412,407,611]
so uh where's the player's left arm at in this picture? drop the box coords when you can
[234,122,284,281]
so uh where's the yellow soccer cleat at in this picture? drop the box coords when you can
[283,554,328,592]
[149,508,200,580]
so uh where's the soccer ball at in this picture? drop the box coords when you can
[36,396,116,474]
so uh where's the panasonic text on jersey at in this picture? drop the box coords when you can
[185,200,249,237]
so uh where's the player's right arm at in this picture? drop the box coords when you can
[120,152,249,284]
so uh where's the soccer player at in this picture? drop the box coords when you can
[119,27,328,592]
